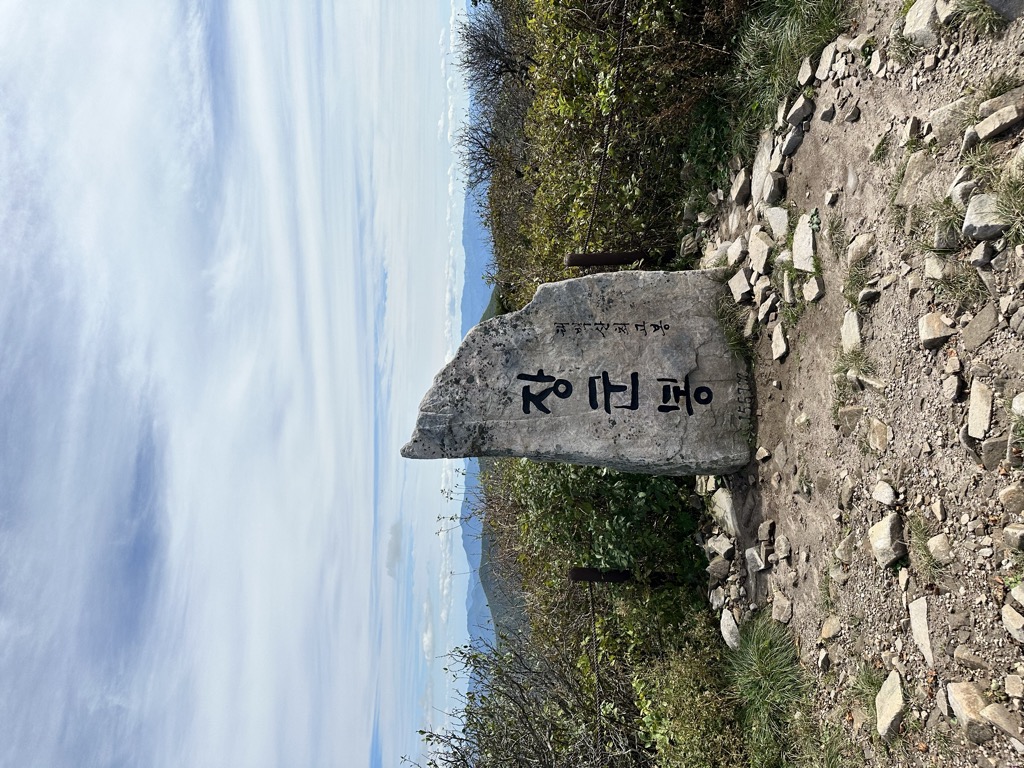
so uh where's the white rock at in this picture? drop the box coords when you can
[841,310,861,353]
[729,267,753,303]
[910,596,934,666]
[721,609,741,650]
[869,513,906,567]
[927,533,953,565]
[785,95,814,125]
[772,324,788,361]
[803,275,824,303]
[710,488,739,538]
[919,312,956,349]
[948,682,994,744]
[748,231,773,275]
[872,480,896,506]
[876,670,905,741]
[904,0,939,46]
[963,194,1010,241]
[968,380,993,440]
[764,207,789,242]
[792,214,816,273]
[814,43,836,81]
[975,105,1024,142]
[1003,604,1024,643]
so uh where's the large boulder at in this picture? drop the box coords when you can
[402,270,752,475]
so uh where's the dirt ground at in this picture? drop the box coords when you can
[701,3,1024,765]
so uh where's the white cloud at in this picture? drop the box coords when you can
[0,0,473,766]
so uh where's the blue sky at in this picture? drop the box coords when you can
[0,1,481,765]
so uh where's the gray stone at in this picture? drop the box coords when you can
[402,271,752,475]
[910,596,934,666]
[751,132,773,206]
[961,126,980,156]
[772,324,788,361]
[820,614,841,640]
[982,435,1008,471]
[975,104,1024,141]
[772,592,793,623]
[981,703,1022,741]
[869,513,906,567]
[780,126,804,157]
[964,302,1000,352]
[748,231,773,275]
[710,487,740,538]
[947,682,994,744]
[786,95,814,125]
[985,0,1024,19]
[873,480,896,507]
[727,237,747,267]
[846,233,875,266]
[919,312,956,349]
[757,519,775,541]
[775,534,791,559]
[929,98,972,147]
[979,85,1024,119]
[870,49,886,76]
[764,207,789,242]
[868,418,892,454]
[943,374,963,401]
[797,56,814,86]
[721,609,741,650]
[745,546,767,574]
[952,180,978,210]
[924,255,947,281]
[968,380,993,440]
[1004,604,1024,643]
[707,555,730,585]
[844,103,861,123]
[730,168,752,205]
[763,172,786,205]
[963,194,1010,241]
[969,241,994,267]
[837,406,864,437]
[901,116,921,146]
[792,214,816,273]
[803,275,825,303]
[707,533,736,560]
[815,43,836,81]
[876,670,905,741]
[1004,522,1024,548]
[841,310,862,353]
[896,151,936,206]
[954,644,989,670]
[1007,675,1024,698]
[927,533,954,564]
[757,294,779,325]
[835,533,855,565]
[819,103,835,122]
[904,0,938,46]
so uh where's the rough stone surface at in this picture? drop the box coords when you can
[402,271,752,475]
[710,488,740,538]
[763,172,786,204]
[963,194,1010,241]
[979,85,1024,119]
[792,214,816,273]
[846,233,875,265]
[896,150,936,206]
[1004,521,1024,548]
[730,168,752,205]
[929,98,972,146]
[772,324,788,361]
[764,207,789,242]
[904,0,938,45]
[919,312,956,349]
[815,42,836,81]
[872,480,896,506]
[841,310,862,353]
[786,95,814,125]
[1003,604,1024,643]
[968,380,993,440]
[876,670,905,741]
[803,275,825,303]
[729,267,753,303]
[772,592,793,623]
[909,596,934,666]
[963,302,999,352]
[927,533,954,565]
[721,609,740,650]
[751,132,773,206]
[869,513,906,567]
[981,703,1022,741]
[868,419,892,453]
[947,682,994,744]
[974,104,1024,141]
[749,231,773,275]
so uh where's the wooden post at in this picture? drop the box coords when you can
[564,251,646,268]
[568,566,682,588]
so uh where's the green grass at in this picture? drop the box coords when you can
[907,513,942,584]
[995,166,1024,246]
[934,261,989,312]
[870,132,892,163]
[729,0,852,156]
[825,207,846,260]
[889,32,921,64]
[727,614,812,768]
[716,294,754,362]
[947,0,1008,37]
[977,71,1024,102]
[831,348,877,416]
[850,664,886,723]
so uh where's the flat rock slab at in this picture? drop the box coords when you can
[402,270,752,475]
[963,194,1010,241]
[948,682,994,744]
[910,596,934,666]
[963,302,1000,352]
[876,670,905,741]
[792,214,816,273]
[968,380,993,440]
[896,150,936,206]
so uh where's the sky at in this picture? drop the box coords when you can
[0,1,485,766]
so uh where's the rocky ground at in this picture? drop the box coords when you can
[694,1,1024,765]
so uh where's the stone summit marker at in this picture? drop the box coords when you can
[402,269,752,475]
